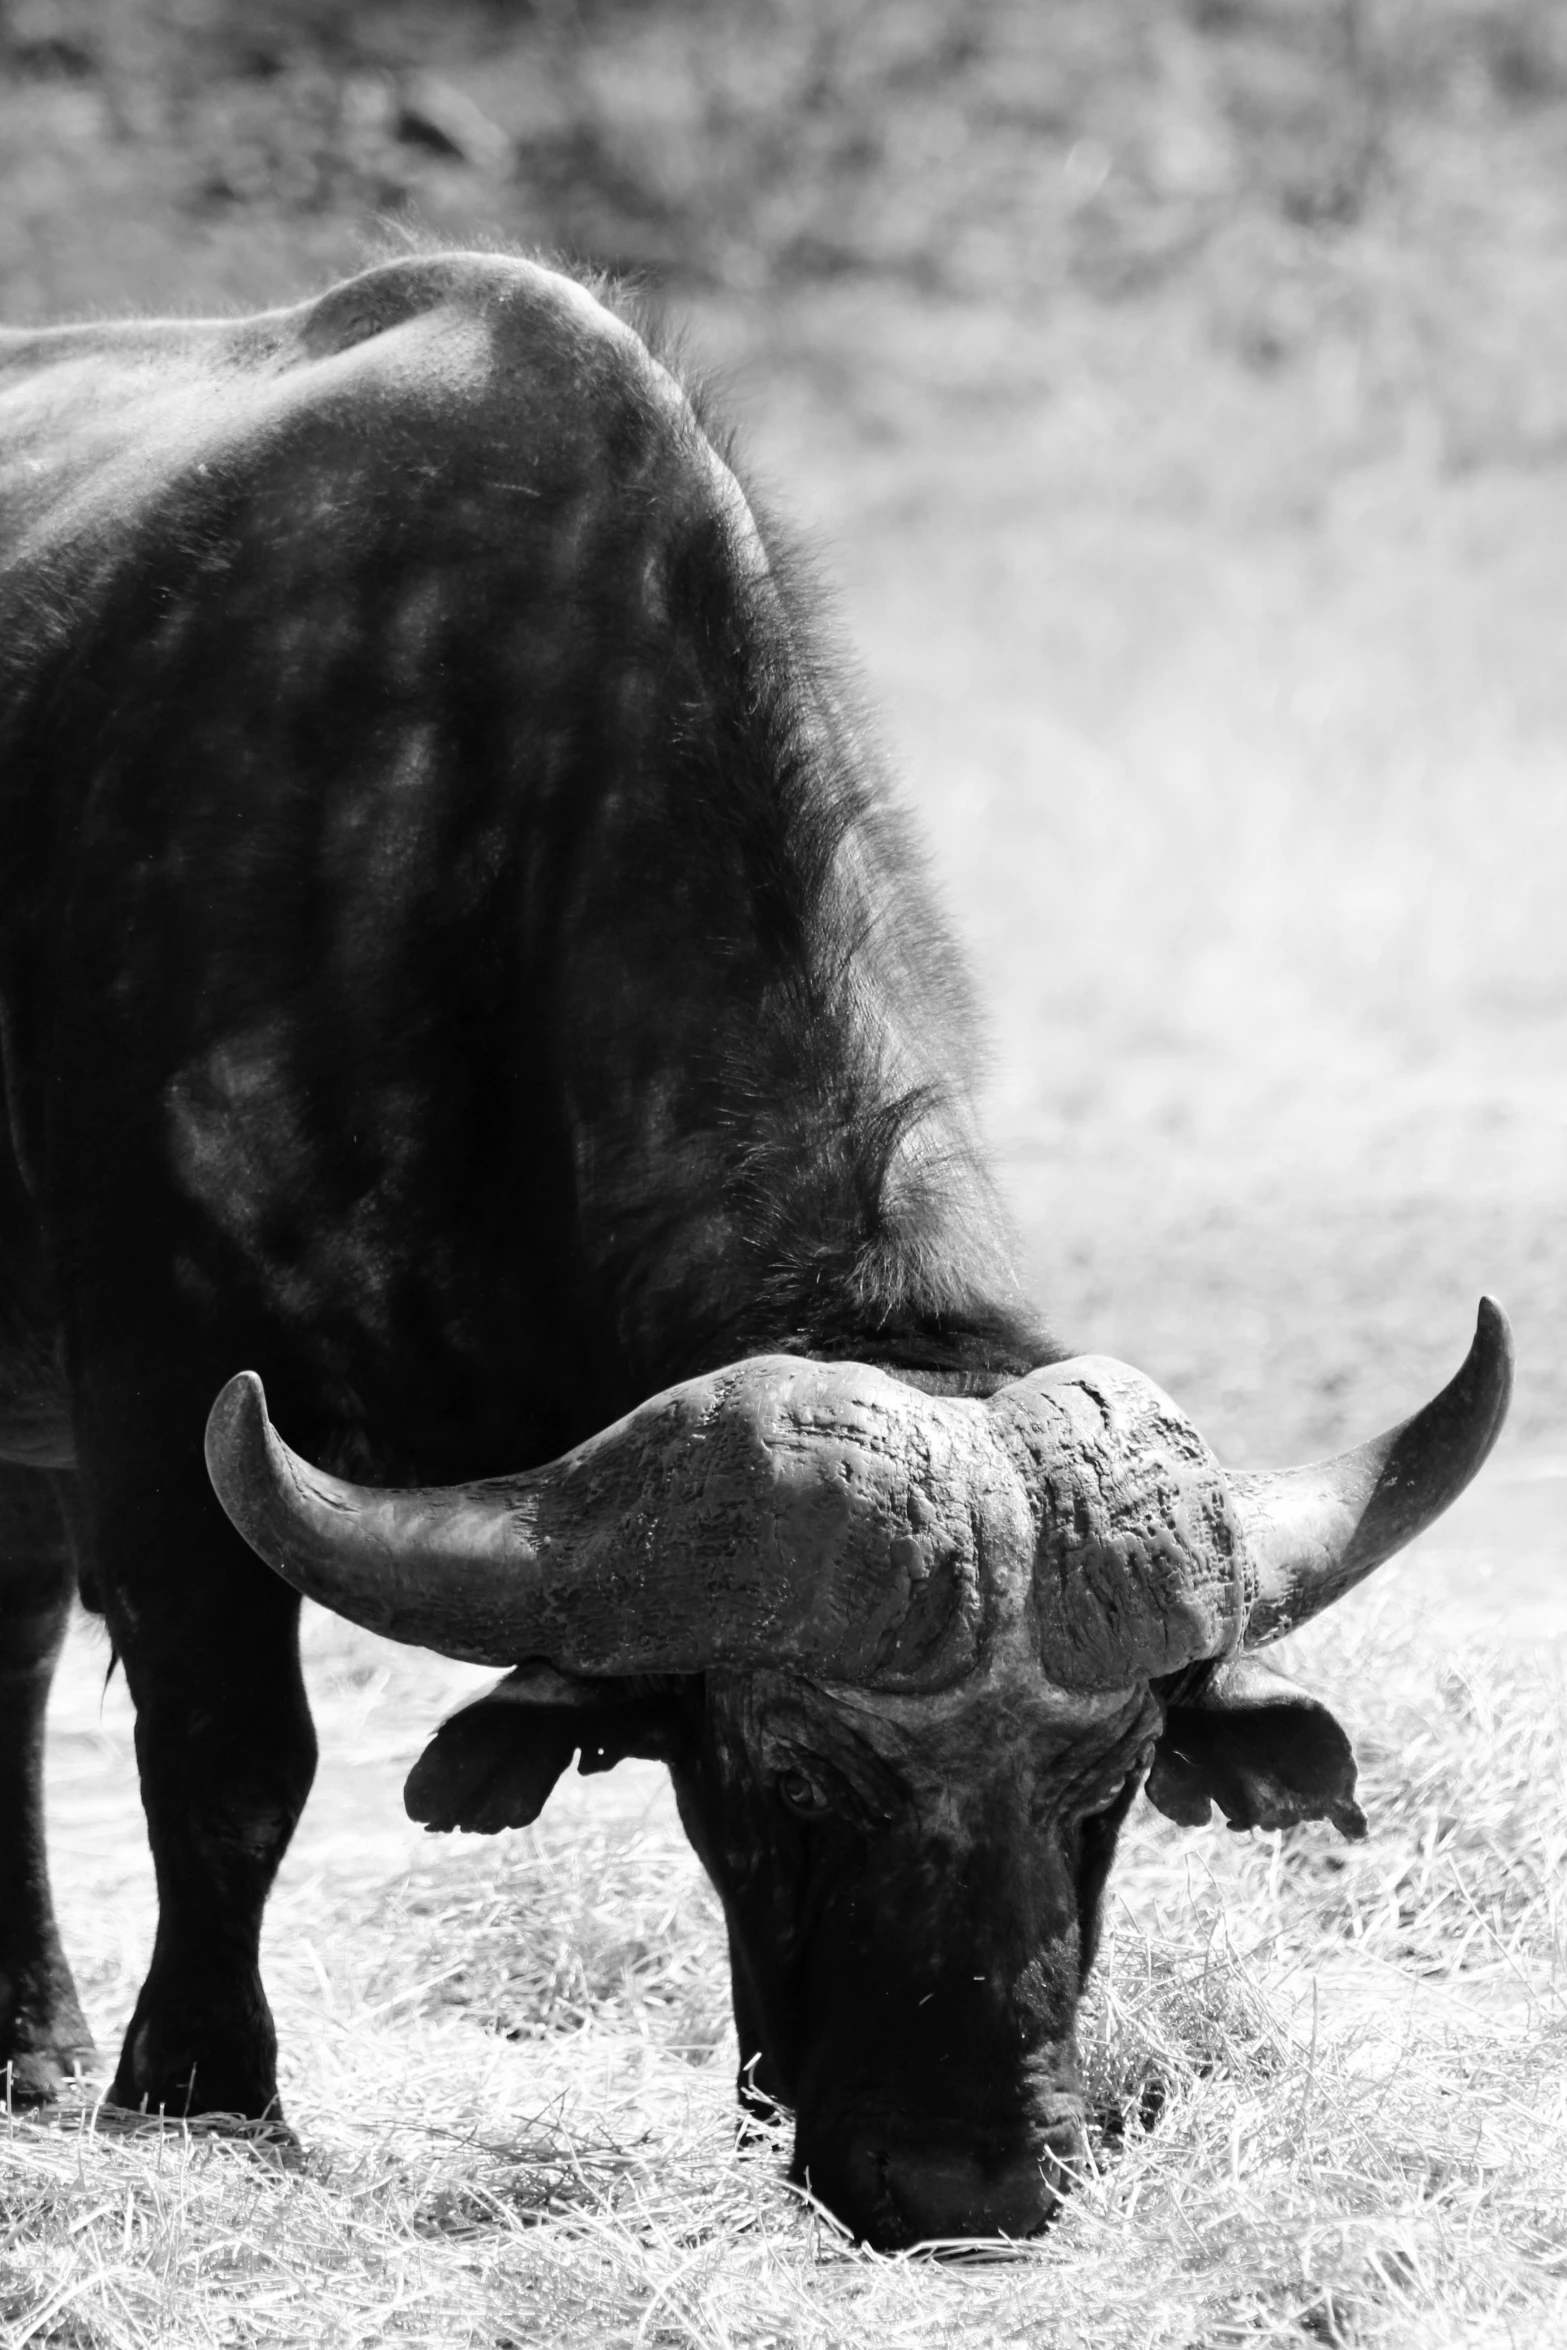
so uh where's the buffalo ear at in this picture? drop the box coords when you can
[404,1662,688,1835]
[1145,1654,1368,1841]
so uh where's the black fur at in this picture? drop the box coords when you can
[0,254,1049,2146]
[0,258,1361,2244]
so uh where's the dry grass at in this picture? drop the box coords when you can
[5,1600,1565,2348]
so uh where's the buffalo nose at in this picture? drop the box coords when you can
[819,2131,1078,2249]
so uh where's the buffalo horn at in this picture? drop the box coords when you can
[1231,1297,1513,1646]
[203,1358,1024,1685]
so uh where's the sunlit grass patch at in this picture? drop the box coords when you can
[14,1603,1563,2346]
[1066,1609,1567,2344]
[370,1822,730,2060]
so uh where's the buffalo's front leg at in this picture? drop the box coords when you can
[0,1466,94,2103]
[87,1449,317,2124]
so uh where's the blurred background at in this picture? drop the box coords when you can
[4,0,1564,1475]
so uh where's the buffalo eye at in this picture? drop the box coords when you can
[1079,1776,1130,1818]
[776,1767,830,1820]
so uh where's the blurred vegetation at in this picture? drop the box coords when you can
[7,0,1567,487]
[4,0,1567,330]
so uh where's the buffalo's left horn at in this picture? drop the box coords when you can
[1232,1297,1513,1646]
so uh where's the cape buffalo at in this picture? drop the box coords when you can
[0,253,1511,2247]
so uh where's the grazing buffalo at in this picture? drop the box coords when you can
[0,254,1510,2247]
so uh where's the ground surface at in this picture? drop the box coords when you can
[14,1542,1564,2348]
[4,4,1566,2343]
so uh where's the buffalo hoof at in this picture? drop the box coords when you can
[106,1985,286,2140]
[0,1959,97,2110]
[95,2101,306,2167]
[1,2033,98,2111]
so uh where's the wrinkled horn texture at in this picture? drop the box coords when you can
[206,1358,1035,1687]
[991,1357,1250,1688]
[207,1350,1258,1687]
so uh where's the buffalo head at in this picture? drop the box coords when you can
[204,1301,1510,2247]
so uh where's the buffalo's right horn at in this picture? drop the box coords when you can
[1231,1297,1513,1646]
[207,1344,1261,1692]
[203,1357,1021,1687]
